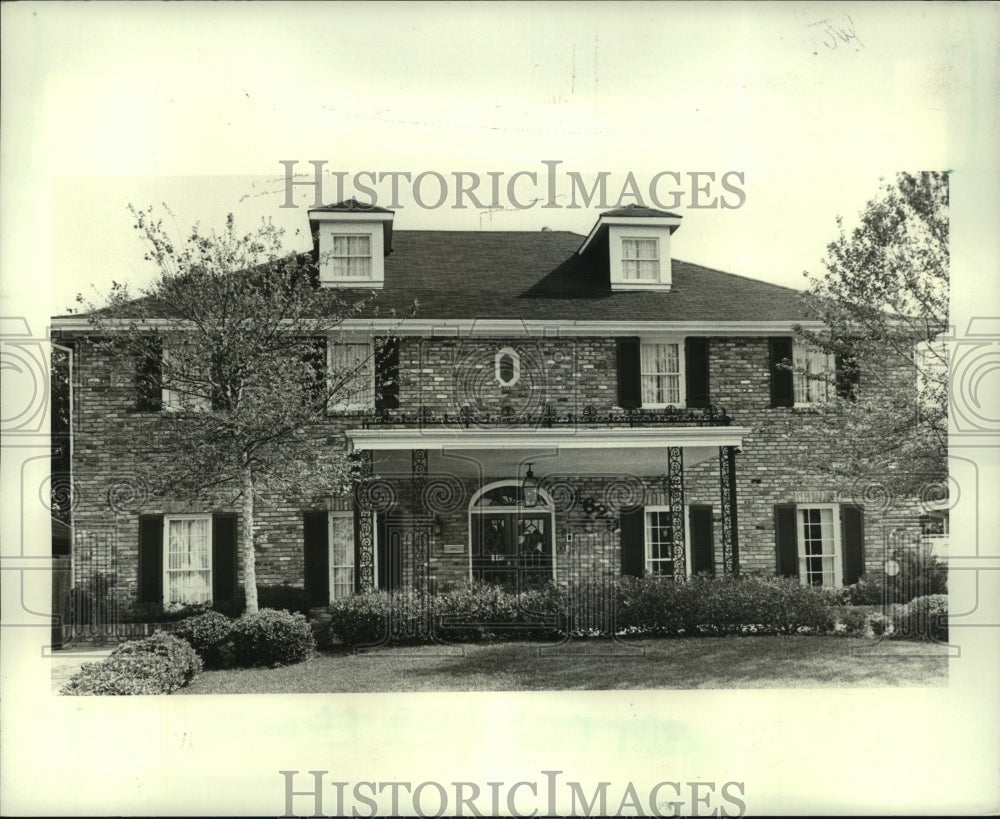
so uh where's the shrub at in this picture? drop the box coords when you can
[839,577,889,607]
[224,608,315,667]
[62,633,202,695]
[172,611,234,667]
[326,590,432,647]
[435,582,562,642]
[892,594,948,642]
[257,584,311,616]
[829,605,890,637]
[112,632,203,684]
[841,550,948,606]
[62,655,179,695]
[615,575,833,637]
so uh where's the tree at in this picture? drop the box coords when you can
[795,172,949,499]
[80,206,402,612]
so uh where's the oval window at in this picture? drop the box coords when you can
[495,347,520,387]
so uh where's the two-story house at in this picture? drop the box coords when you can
[52,201,920,614]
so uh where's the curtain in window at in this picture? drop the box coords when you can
[793,344,834,404]
[622,238,659,280]
[329,514,355,601]
[330,235,372,278]
[165,517,211,605]
[640,343,681,405]
[328,342,374,409]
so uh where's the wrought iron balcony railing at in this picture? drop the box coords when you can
[358,403,732,429]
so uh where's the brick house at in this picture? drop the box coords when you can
[51,202,923,612]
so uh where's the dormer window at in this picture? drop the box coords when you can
[330,235,372,279]
[577,206,681,292]
[622,238,660,281]
[309,200,394,288]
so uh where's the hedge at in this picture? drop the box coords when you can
[325,576,840,647]
[222,608,315,667]
[61,633,202,695]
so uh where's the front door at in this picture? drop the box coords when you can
[472,512,553,591]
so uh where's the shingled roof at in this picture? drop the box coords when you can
[322,229,811,322]
[57,228,812,325]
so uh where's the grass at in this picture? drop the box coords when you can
[176,636,949,695]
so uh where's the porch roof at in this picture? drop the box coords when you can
[346,425,749,452]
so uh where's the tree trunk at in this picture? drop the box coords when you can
[240,464,259,614]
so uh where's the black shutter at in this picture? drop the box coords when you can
[212,514,237,603]
[620,506,646,577]
[138,515,163,604]
[303,512,329,607]
[835,352,859,401]
[774,504,799,578]
[616,337,642,409]
[769,337,794,408]
[375,337,400,413]
[685,337,710,408]
[841,504,865,586]
[304,337,327,403]
[134,338,163,412]
[689,505,715,576]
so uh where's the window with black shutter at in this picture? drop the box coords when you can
[375,336,400,413]
[841,505,865,585]
[138,515,164,603]
[303,511,329,607]
[134,339,163,412]
[768,337,794,408]
[303,337,327,405]
[689,505,715,576]
[835,352,860,401]
[774,504,798,578]
[212,514,238,603]
[620,506,645,577]
[616,337,642,409]
[685,337,710,408]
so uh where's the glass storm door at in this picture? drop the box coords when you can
[472,512,553,592]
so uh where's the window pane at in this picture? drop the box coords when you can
[329,513,355,601]
[165,517,211,605]
[329,342,374,408]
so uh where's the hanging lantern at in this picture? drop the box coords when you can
[522,463,539,508]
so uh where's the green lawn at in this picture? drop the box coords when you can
[177,636,949,694]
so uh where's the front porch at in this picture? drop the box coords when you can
[335,419,749,599]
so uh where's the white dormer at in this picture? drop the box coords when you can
[308,199,394,288]
[577,205,682,291]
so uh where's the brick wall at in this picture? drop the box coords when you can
[65,333,927,604]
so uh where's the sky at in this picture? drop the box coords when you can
[2,2,991,316]
[2,3,999,817]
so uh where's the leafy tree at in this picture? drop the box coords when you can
[79,206,403,612]
[795,172,948,498]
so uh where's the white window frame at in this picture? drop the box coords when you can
[644,505,676,578]
[494,347,521,387]
[639,338,685,408]
[328,233,373,280]
[792,341,834,405]
[328,510,356,603]
[327,338,375,412]
[621,237,661,281]
[795,503,842,588]
[162,514,213,606]
[161,341,212,413]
